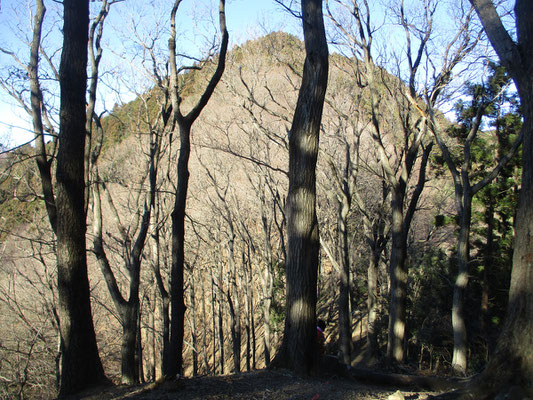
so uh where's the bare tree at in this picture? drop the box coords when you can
[91,96,163,383]
[165,0,229,379]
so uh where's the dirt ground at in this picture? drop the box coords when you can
[76,369,437,400]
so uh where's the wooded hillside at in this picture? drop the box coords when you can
[0,0,527,398]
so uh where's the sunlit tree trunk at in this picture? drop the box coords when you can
[435,0,533,397]
[271,0,329,375]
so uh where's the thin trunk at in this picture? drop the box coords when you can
[31,0,57,233]
[189,276,198,376]
[226,238,241,373]
[243,257,252,371]
[165,0,228,378]
[211,277,217,374]
[481,203,494,338]
[153,229,170,376]
[201,277,211,374]
[367,243,380,359]
[260,200,273,367]
[338,193,352,365]
[217,284,225,375]
[137,312,145,384]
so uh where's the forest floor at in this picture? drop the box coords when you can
[75,369,440,400]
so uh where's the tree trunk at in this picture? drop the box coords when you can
[226,238,241,373]
[367,241,380,359]
[387,191,408,363]
[152,228,169,377]
[217,280,225,375]
[55,0,108,396]
[120,304,140,385]
[167,121,190,378]
[434,1,533,397]
[260,200,274,367]
[189,275,198,376]
[451,195,472,375]
[271,0,329,375]
[338,192,352,366]
[165,0,228,378]
[201,279,211,374]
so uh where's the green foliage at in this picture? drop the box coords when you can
[408,248,454,371]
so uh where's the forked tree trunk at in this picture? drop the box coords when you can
[271,0,329,375]
[165,0,228,378]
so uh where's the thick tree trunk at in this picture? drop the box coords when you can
[121,304,140,384]
[271,0,328,375]
[56,0,107,395]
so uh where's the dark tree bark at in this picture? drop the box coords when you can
[165,0,229,379]
[30,0,57,233]
[432,0,533,397]
[271,0,329,375]
[55,0,107,395]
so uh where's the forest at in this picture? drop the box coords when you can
[0,0,532,399]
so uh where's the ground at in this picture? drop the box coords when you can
[75,369,437,400]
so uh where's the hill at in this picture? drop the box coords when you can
[1,30,516,399]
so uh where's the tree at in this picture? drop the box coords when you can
[0,0,109,394]
[433,0,533,397]
[429,63,522,374]
[55,0,108,394]
[271,0,329,375]
[91,95,162,384]
[165,0,229,379]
